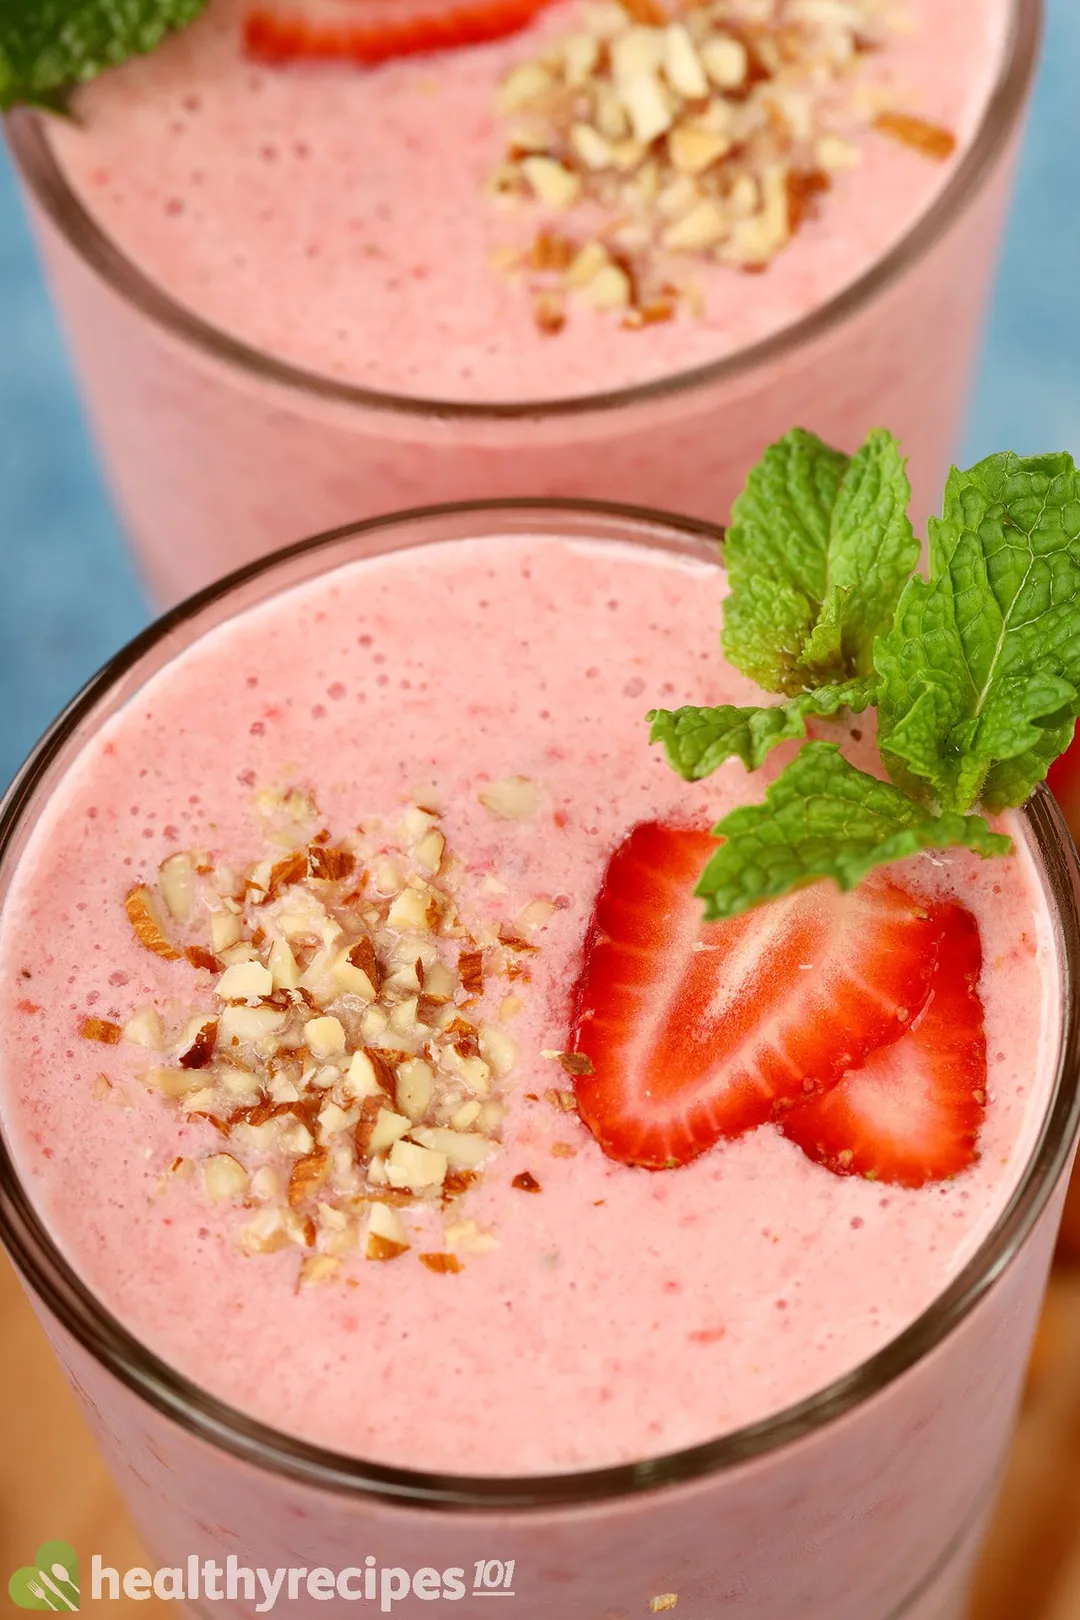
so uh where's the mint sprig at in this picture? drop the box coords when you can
[0,0,207,112]
[648,676,875,779]
[653,434,1080,921]
[876,451,1080,813]
[695,744,1011,922]
[723,428,918,694]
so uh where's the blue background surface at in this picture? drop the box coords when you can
[1,1,1078,793]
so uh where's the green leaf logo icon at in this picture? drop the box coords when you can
[9,1542,80,1611]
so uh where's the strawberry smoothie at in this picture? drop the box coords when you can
[8,0,1036,601]
[0,506,1077,1620]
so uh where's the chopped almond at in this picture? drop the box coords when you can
[125,885,182,960]
[185,944,224,973]
[478,775,543,820]
[288,1147,329,1206]
[178,1018,218,1070]
[458,950,485,996]
[419,1252,463,1274]
[82,1016,121,1045]
[204,1153,249,1203]
[874,111,957,161]
[512,1170,542,1192]
[159,852,195,923]
[545,1088,579,1112]
[298,1254,340,1288]
[309,845,356,882]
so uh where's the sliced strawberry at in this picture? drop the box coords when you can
[244,0,555,68]
[781,901,986,1187]
[568,822,944,1170]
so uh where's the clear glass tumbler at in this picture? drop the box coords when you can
[1,501,1078,1620]
[5,0,1042,604]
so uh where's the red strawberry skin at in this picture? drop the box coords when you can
[245,0,554,68]
[568,822,945,1171]
[781,901,986,1188]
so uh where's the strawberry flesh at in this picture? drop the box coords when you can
[781,900,986,1187]
[569,822,945,1170]
[245,0,555,68]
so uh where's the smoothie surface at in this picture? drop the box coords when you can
[0,531,1060,1474]
[44,0,1012,403]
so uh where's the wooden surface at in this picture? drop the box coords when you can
[4,1241,1080,1618]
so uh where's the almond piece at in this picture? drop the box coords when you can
[289,1148,329,1206]
[410,1127,496,1171]
[396,1058,435,1122]
[478,775,543,820]
[367,1108,414,1157]
[240,1206,290,1254]
[386,1139,448,1190]
[419,1252,463,1274]
[512,1170,542,1192]
[873,111,956,161]
[215,960,273,1002]
[304,1016,347,1060]
[445,1217,500,1254]
[341,1049,386,1101]
[218,1004,287,1047]
[210,911,243,954]
[414,828,445,873]
[497,60,554,114]
[366,1200,409,1260]
[479,1025,517,1078]
[663,24,708,99]
[82,1016,121,1044]
[661,198,728,251]
[521,156,582,210]
[204,1153,249,1203]
[668,123,731,176]
[579,262,632,310]
[143,1065,203,1099]
[125,885,182,961]
[178,1018,218,1070]
[387,887,434,932]
[565,241,612,289]
[123,1006,164,1050]
[158,852,195,924]
[268,937,301,991]
[570,123,614,171]
[421,959,457,1003]
[298,1254,340,1288]
[701,35,747,89]
[619,72,673,145]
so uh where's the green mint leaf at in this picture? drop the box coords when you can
[722,429,916,695]
[876,450,1080,812]
[722,428,849,695]
[824,429,919,675]
[0,0,207,111]
[648,676,875,780]
[694,742,1011,922]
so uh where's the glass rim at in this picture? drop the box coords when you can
[6,0,1042,425]
[2,495,1079,1513]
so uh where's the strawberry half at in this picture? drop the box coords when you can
[568,822,944,1170]
[781,900,986,1187]
[244,0,555,68]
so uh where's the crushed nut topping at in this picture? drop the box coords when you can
[87,785,551,1290]
[490,0,952,327]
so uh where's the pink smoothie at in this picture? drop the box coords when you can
[0,530,1061,1480]
[10,0,1031,602]
[43,0,1010,403]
